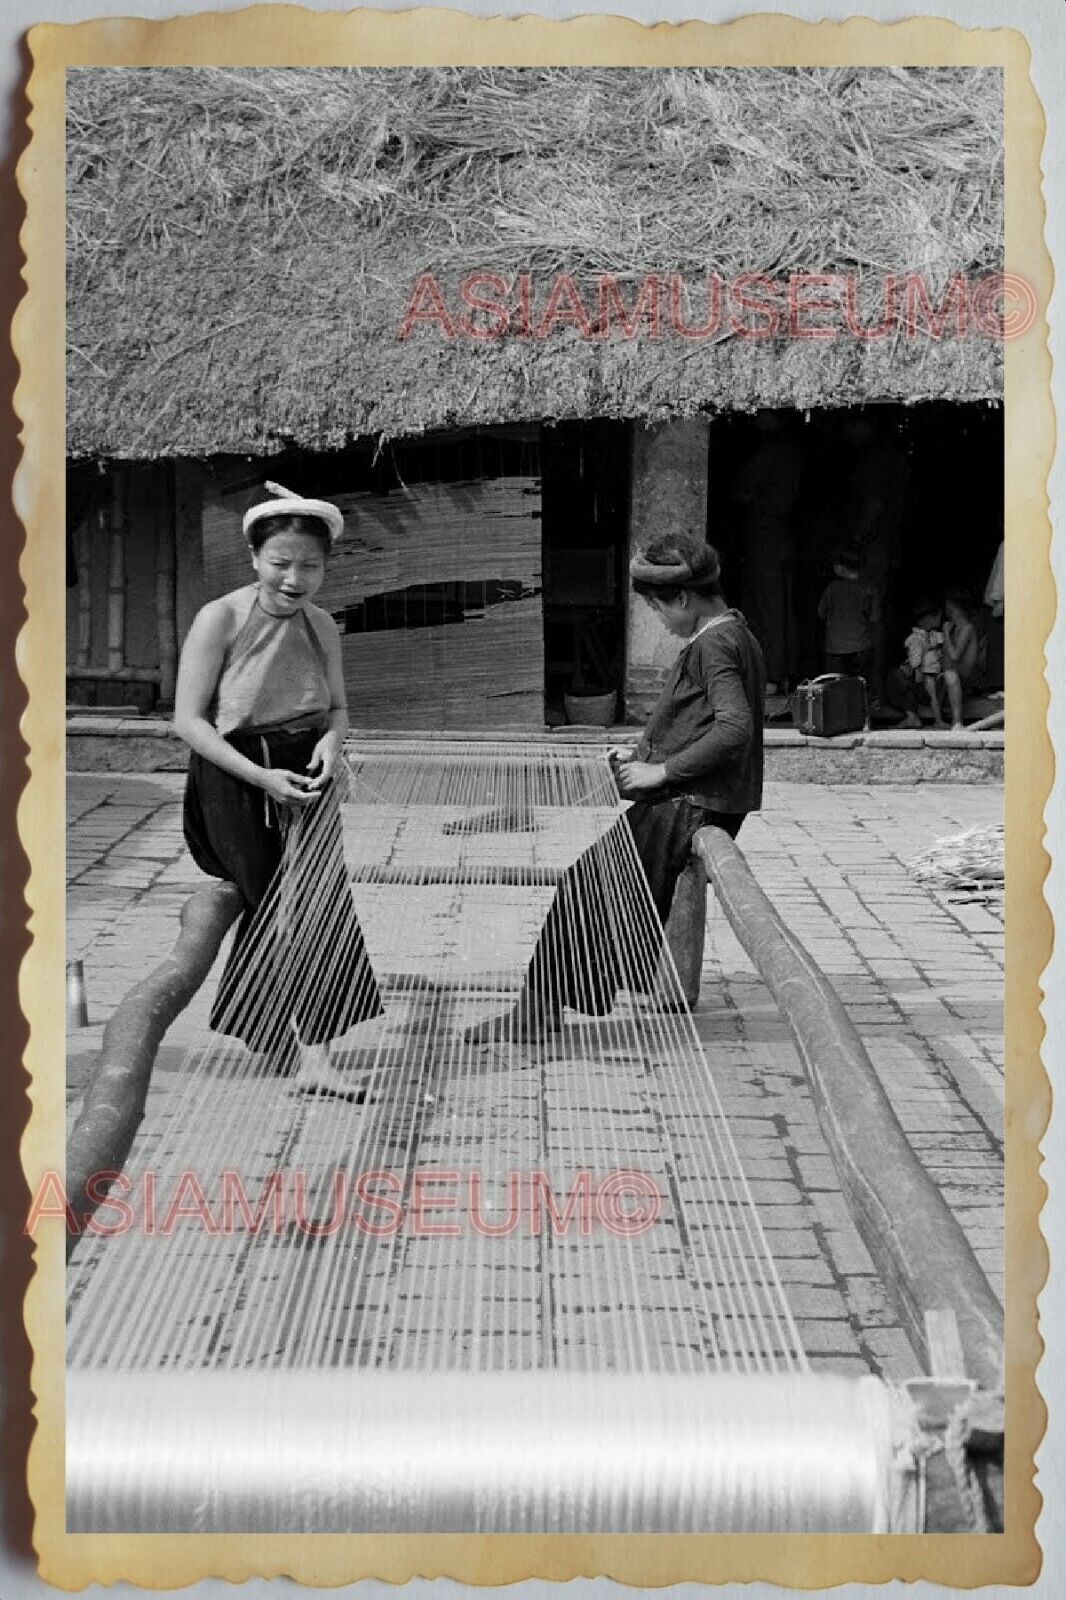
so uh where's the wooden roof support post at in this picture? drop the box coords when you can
[75,516,93,669]
[692,825,1004,1395]
[156,464,178,703]
[106,470,125,674]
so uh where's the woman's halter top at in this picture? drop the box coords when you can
[212,586,332,737]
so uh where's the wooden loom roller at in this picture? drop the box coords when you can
[67,1368,915,1534]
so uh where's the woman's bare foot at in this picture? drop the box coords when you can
[464,999,560,1045]
[291,1043,367,1101]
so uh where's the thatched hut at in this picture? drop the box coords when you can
[66,66,1004,723]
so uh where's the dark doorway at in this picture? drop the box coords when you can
[710,403,1003,700]
[540,421,631,723]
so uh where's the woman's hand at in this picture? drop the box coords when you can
[259,768,322,807]
[306,732,341,790]
[614,759,668,797]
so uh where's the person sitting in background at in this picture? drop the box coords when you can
[983,541,1005,691]
[886,599,946,729]
[816,545,880,683]
[940,590,980,728]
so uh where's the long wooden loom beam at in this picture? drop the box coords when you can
[65,880,243,1255]
[692,825,1004,1395]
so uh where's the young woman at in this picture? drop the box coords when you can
[174,481,381,1095]
[470,535,766,1040]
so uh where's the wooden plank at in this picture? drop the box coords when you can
[924,1308,967,1379]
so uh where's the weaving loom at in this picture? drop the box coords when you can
[67,739,943,1533]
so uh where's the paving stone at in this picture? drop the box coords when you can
[772,1257,834,1285]
[822,1231,876,1274]
[793,1155,839,1190]
[795,1319,861,1354]
[842,1276,896,1327]
[863,1328,924,1380]
[782,1284,848,1319]
[784,1128,832,1156]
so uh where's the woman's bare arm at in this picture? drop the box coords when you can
[173,602,273,787]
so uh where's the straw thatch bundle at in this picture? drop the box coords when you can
[66,66,1003,458]
[909,822,1004,900]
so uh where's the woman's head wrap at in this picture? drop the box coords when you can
[243,480,344,548]
[630,544,721,588]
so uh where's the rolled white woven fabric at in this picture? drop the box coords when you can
[66,1369,918,1534]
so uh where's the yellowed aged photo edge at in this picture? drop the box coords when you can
[14,8,1052,1587]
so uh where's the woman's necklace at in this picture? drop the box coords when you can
[686,611,732,645]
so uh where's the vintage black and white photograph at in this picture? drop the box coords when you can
[54,58,1014,1539]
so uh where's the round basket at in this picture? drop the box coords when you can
[564,690,618,728]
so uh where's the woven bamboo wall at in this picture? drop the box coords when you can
[202,469,544,730]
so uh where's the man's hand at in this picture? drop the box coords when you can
[614,759,668,797]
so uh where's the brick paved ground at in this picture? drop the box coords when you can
[66,774,1003,1382]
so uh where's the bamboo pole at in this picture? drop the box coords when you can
[76,517,93,668]
[156,464,178,703]
[106,471,125,673]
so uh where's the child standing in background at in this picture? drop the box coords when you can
[816,547,880,683]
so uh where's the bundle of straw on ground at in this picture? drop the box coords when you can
[66,66,1003,458]
[909,823,1004,900]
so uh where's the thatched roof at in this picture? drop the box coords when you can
[66,66,1003,459]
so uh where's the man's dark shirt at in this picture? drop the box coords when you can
[635,609,766,814]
